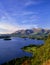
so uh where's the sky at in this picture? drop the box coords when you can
[0,0,50,34]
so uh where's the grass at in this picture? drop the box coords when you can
[22,34,50,65]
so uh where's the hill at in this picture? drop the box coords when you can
[12,28,50,37]
[22,34,50,65]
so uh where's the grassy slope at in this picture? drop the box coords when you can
[22,35,50,65]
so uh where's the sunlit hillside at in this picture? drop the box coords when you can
[21,34,50,65]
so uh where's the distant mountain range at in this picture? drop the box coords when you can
[12,28,50,37]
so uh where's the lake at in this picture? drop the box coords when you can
[0,37,44,64]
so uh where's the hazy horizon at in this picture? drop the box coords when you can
[0,0,50,34]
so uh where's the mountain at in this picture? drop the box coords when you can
[12,28,50,37]
[0,34,11,39]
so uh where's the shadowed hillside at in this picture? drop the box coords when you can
[12,28,50,37]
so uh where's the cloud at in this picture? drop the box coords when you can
[0,10,39,34]
[21,11,34,16]
[0,22,33,34]
[0,23,38,34]
[11,11,39,25]
[0,8,20,34]
[30,15,40,21]
[25,1,36,6]
[0,1,41,34]
[13,11,35,16]
[33,24,38,28]
[24,0,44,6]
[21,13,40,24]
[0,23,18,34]
[18,24,39,29]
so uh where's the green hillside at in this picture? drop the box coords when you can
[22,35,50,65]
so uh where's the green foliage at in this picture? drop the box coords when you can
[22,34,50,65]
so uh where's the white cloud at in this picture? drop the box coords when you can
[33,24,39,28]
[21,12,34,16]
[0,1,40,34]
[24,0,44,6]
[13,11,35,16]
[0,22,31,34]
[25,1,36,6]
[0,23,18,34]
[18,24,39,29]
[0,8,20,34]
[21,13,40,24]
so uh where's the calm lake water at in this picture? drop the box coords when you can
[0,37,44,64]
